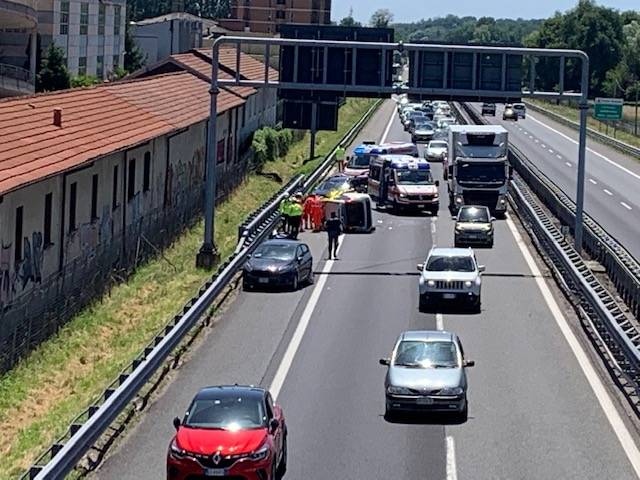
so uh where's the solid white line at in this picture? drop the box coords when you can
[269,234,345,400]
[436,313,444,331]
[604,189,613,196]
[589,179,598,185]
[565,162,572,167]
[506,217,640,477]
[446,436,458,480]
[528,113,640,182]
[380,104,396,143]
[621,202,633,210]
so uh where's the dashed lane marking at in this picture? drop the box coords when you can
[589,179,598,185]
[604,189,613,196]
[621,202,633,210]
[446,436,458,480]
[565,162,572,167]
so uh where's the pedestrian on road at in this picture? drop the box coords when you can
[311,196,324,231]
[289,193,304,239]
[325,211,343,260]
[335,145,347,173]
[279,194,291,234]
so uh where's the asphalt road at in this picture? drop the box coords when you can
[469,103,640,260]
[94,100,640,480]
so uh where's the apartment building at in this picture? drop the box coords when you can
[0,0,38,97]
[219,0,332,34]
[38,0,126,79]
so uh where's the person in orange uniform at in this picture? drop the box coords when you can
[302,194,315,232]
[311,195,325,231]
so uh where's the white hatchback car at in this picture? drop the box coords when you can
[418,247,484,312]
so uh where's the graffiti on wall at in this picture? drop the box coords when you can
[0,232,45,306]
[0,242,13,305]
[166,146,205,209]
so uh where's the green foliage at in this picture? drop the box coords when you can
[36,44,70,92]
[127,0,230,21]
[70,74,100,88]
[340,7,362,27]
[111,66,128,80]
[251,127,295,170]
[370,9,393,28]
[124,22,146,73]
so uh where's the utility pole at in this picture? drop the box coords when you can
[310,102,317,160]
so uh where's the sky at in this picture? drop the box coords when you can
[332,0,639,23]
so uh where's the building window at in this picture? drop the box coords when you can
[15,206,23,263]
[217,140,225,164]
[114,5,121,35]
[143,152,151,192]
[80,3,89,35]
[69,182,77,232]
[112,165,119,210]
[96,55,104,78]
[91,174,99,221]
[276,10,285,19]
[78,57,87,76]
[44,193,53,246]
[127,158,136,201]
[98,3,105,35]
[60,1,69,35]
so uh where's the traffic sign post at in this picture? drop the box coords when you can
[594,97,623,121]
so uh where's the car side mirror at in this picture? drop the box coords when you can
[435,180,440,187]
[451,216,457,220]
[379,358,391,366]
[269,418,279,433]
[173,417,181,430]
[490,217,496,222]
[416,263,424,271]
[464,360,475,367]
[478,265,486,273]
[297,255,304,263]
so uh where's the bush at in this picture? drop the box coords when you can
[251,126,294,170]
[70,74,100,88]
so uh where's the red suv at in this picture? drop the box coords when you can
[167,385,287,480]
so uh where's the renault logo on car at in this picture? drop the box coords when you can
[212,452,222,465]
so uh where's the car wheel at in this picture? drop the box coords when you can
[419,294,429,312]
[277,434,287,477]
[271,457,279,480]
[472,295,481,313]
[291,274,299,292]
[307,268,315,285]
[488,240,494,248]
[384,402,395,420]
[242,278,252,291]
[459,399,469,423]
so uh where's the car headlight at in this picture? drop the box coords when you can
[169,439,188,458]
[438,387,463,396]
[464,281,473,288]
[427,280,436,287]
[434,193,439,199]
[399,193,407,198]
[279,263,296,272]
[455,225,462,232]
[249,445,270,462]
[387,386,412,395]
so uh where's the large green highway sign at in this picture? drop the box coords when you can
[594,97,623,121]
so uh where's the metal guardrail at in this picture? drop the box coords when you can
[457,102,640,319]
[24,98,383,480]
[523,100,640,159]
[0,63,33,84]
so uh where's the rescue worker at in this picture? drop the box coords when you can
[311,195,325,231]
[279,193,291,234]
[335,144,347,173]
[302,194,315,231]
[288,193,304,239]
[325,211,343,260]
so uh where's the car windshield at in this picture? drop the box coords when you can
[426,255,474,272]
[184,396,266,430]
[458,207,490,223]
[253,243,296,261]
[414,121,432,130]
[457,163,506,183]
[394,341,458,368]
[396,169,433,185]
[429,142,447,149]
[348,153,371,168]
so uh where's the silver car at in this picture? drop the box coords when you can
[418,247,484,312]
[454,205,495,248]
[379,330,475,420]
[425,140,448,162]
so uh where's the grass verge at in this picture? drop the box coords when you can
[527,99,640,149]
[0,97,377,479]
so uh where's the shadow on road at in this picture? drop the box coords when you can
[383,410,467,425]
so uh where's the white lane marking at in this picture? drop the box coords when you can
[528,113,640,182]
[436,313,444,331]
[269,234,345,399]
[556,154,563,159]
[589,179,598,185]
[621,202,633,210]
[380,104,396,143]
[548,149,554,154]
[506,217,640,476]
[541,143,547,148]
[565,162,572,168]
[430,217,437,245]
[604,189,613,196]
[534,138,539,143]
[446,436,458,480]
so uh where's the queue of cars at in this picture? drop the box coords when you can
[481,102,527,120]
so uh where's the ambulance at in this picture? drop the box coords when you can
[344,142,419,192]
[368,155,440,214]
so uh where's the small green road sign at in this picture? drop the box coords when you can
[594,97,623,121]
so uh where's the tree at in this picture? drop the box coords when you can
[36,43,70,92]
[70,74,100,88]
[370,9,393,28]
[339,7,361,27]
[124,22,145,73]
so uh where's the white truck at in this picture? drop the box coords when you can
[444,125,511,216]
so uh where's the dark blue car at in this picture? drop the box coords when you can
[243,239,314,291]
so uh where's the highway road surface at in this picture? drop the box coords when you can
[93,100,640,480]
[470,103,640,260]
